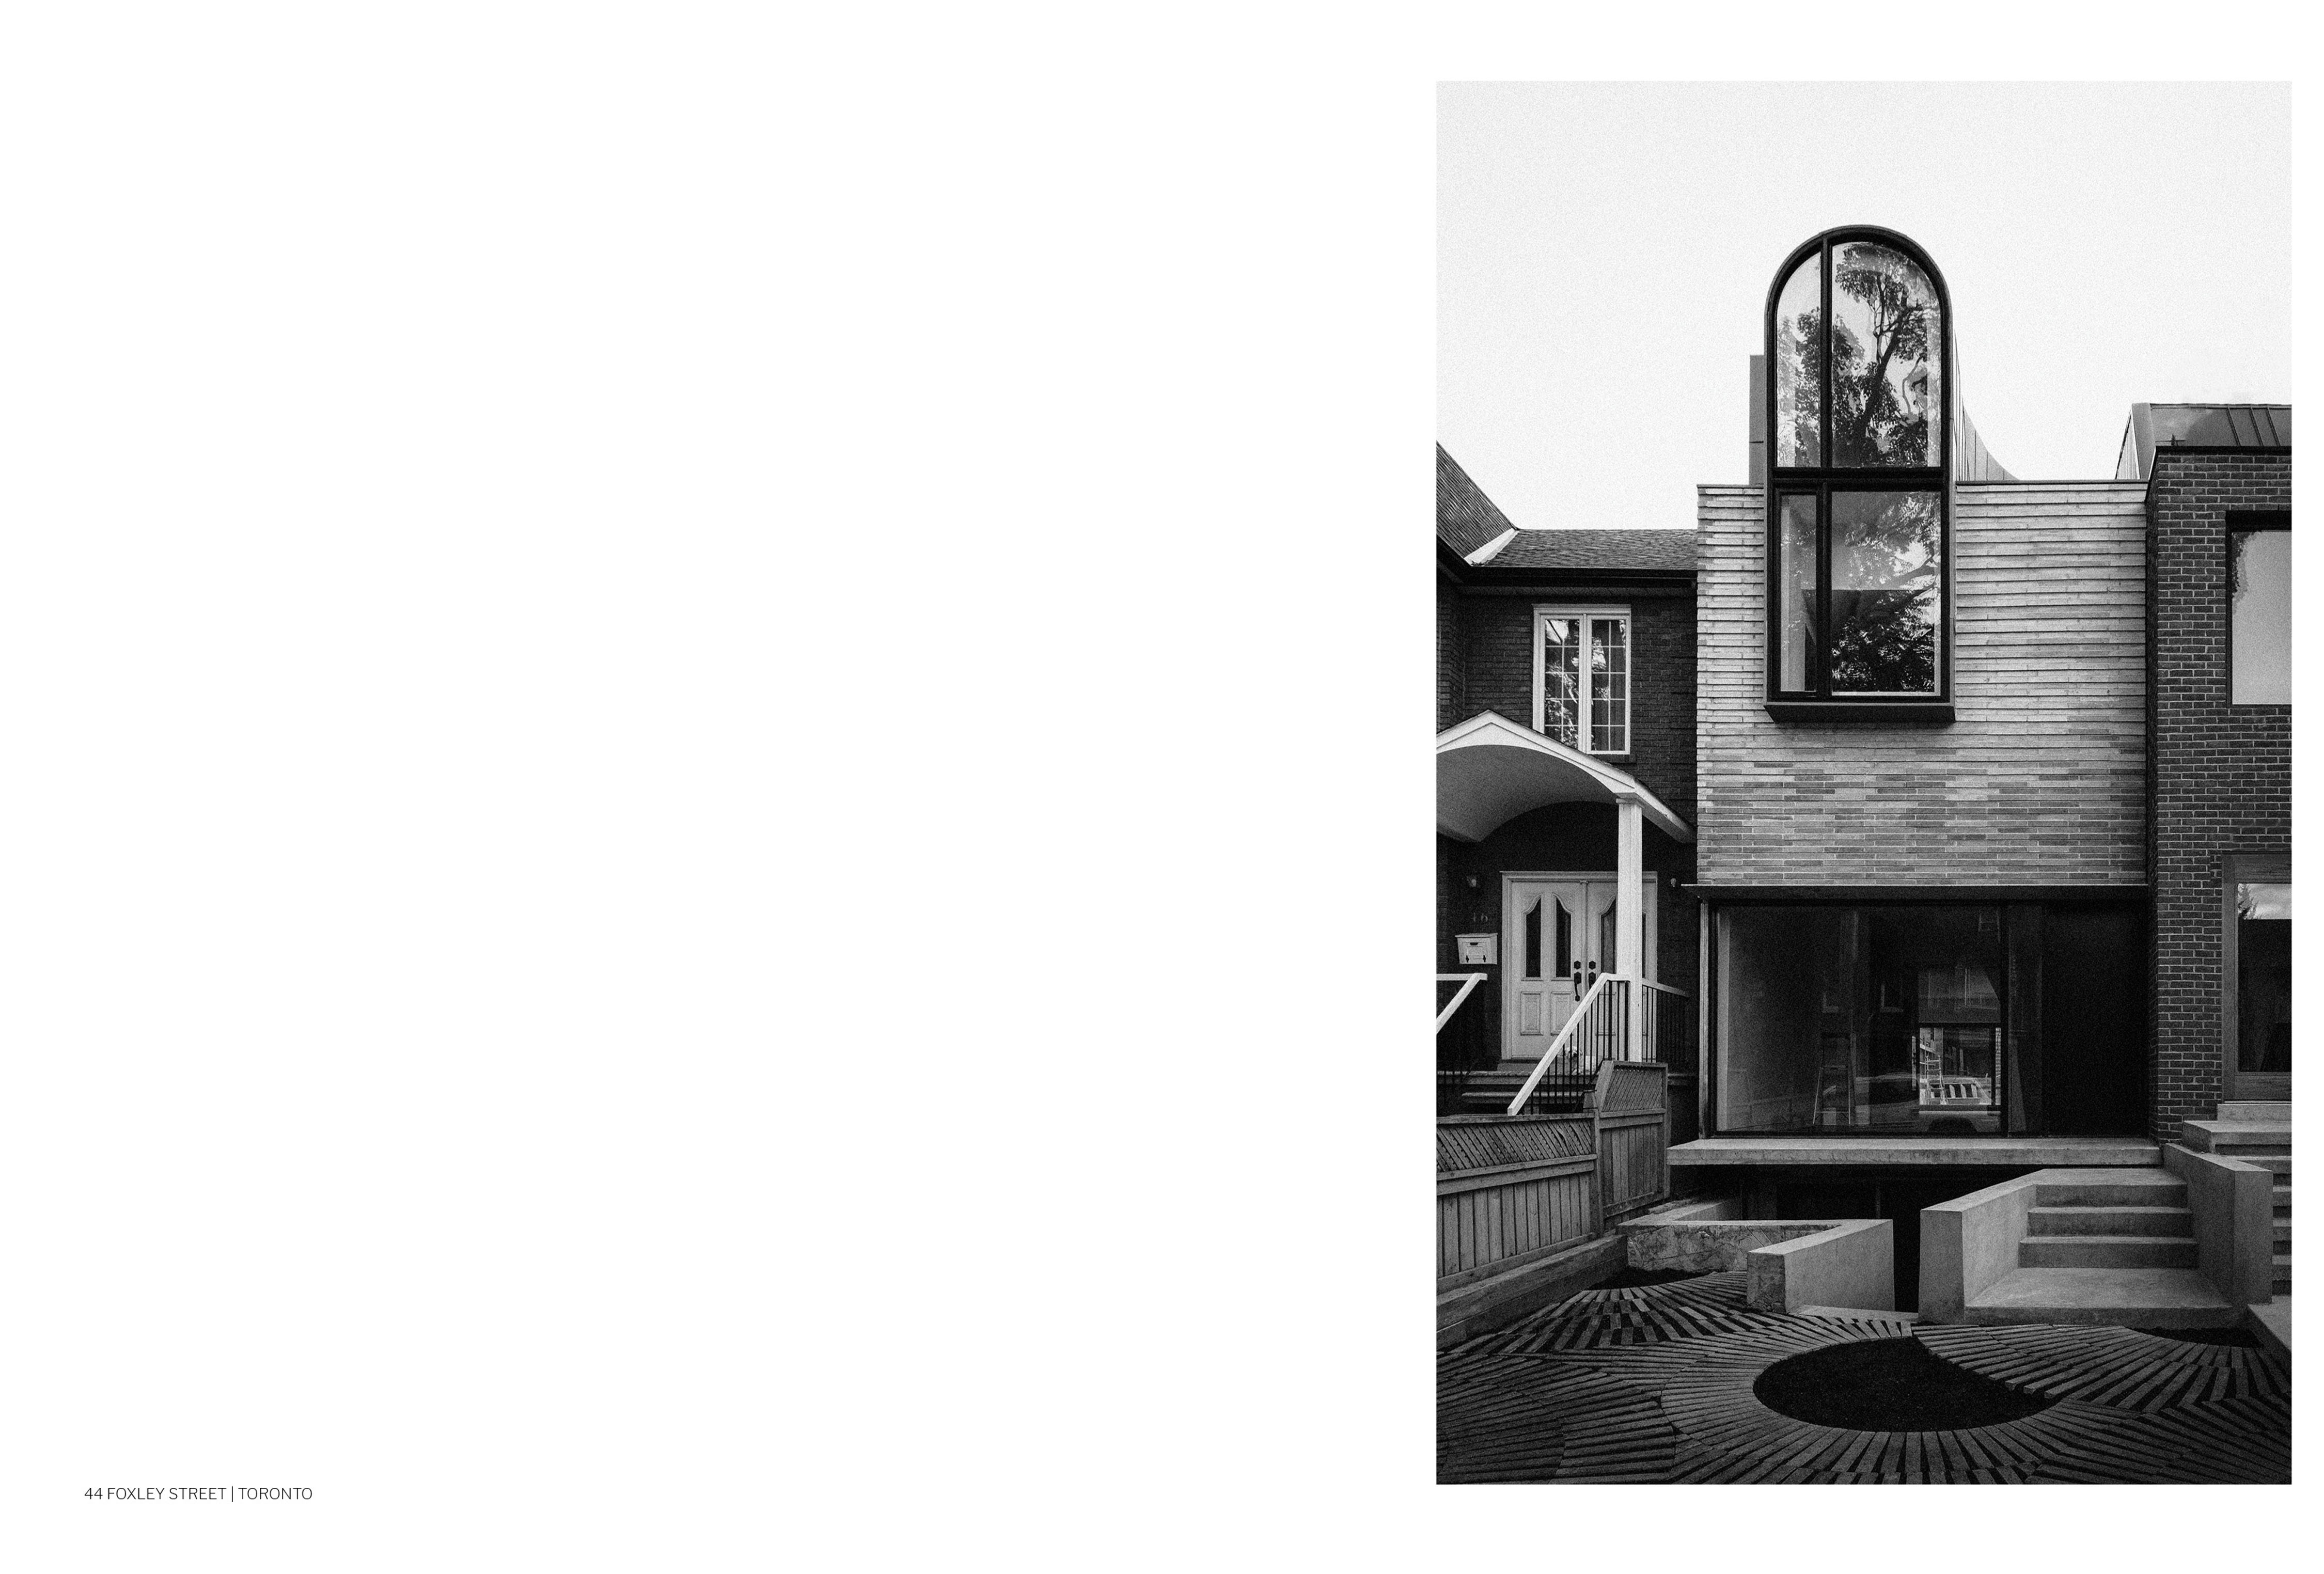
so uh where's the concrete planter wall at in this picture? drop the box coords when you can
[1618,1202,1895,1313]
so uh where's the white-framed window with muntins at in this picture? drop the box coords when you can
[1532,605,1631,754]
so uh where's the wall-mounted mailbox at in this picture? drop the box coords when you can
[1456,934,1497,966]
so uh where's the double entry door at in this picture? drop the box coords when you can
[1502,874,1653,1062]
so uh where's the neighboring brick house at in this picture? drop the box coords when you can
[2122,410,2292,1141]
[1435,447,1698,1123]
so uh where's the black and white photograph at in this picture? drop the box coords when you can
[1435,81,2292,1485]
[9,11,2313,1567]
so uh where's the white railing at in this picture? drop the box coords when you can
[1434,972,1488,1033]
[1504,972,1624,1114]
[1502,975,1694,1115]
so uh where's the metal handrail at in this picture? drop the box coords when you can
[1434,972,1488,1033]
[1502,972,1626,1114]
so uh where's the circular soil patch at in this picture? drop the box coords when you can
[1753,1336,2055,1431]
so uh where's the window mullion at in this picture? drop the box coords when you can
[1816,486,1832,699]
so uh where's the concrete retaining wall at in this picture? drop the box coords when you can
[2162,1143,2273,1307]
[1918,1174,2038,1324]
[1748,1220,1894,1313]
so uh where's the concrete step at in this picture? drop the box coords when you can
[2251,1155,2292,1177]
[2274,1185,2292,1215]
[2272,1221,2290,1247]
[2219,1101,2291,1123]
[1963,1267,2238,1328]
[2020,1234,2198,1269]
[2176,1120,2291,1155]
[2031,1170,2186,1208]
[2026,1205,2192,1237]
[2247,1301,2291,1359]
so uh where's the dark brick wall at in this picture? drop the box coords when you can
[1436,581,1464,733]
[2148,451,2292,1139]
[1456,588,1696,816]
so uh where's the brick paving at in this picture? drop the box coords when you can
[1439,1272,2289,1484]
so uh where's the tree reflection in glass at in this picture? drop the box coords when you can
[1542,617,1580,746]
[1830,243,1940,467]
[1778,496,1817,691]
[1773,257,1821,466]
[1830,492,1939,693]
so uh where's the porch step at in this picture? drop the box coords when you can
[2031,1171,2187,1208]
[2219,1101,2291,1123]
[2176,1120,2290,1155]
[2273,1255,2291,1294]
[2250,1155,2292,1177]
[2026,1205,2191,1237]
[2019,1234,2198,1269]
[1964,1267,2238,1328]
[1453,1072,1591,1115]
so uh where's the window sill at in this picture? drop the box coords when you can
[1764,700,1954,725]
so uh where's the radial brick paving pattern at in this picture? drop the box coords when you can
[1438,1274,2290,1484]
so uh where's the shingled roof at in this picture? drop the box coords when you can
[1436,445,1515,558]
[1486,528,1696,573]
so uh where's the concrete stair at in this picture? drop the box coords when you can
[2180,1105,2290,1299]
[1964,1169,2237,1327]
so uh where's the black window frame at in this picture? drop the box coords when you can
[1763,226,1955,723]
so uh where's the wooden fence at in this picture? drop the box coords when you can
[1593,1061,1669,1221]
[1436,1063,1670,1295]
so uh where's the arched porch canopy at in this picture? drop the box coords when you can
[1436,711,1692,844]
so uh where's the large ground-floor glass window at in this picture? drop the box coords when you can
[1718,905,2005,1134]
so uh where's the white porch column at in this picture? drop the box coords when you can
[1616,796,1643,1059]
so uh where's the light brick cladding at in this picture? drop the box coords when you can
[1696,482,2148,886]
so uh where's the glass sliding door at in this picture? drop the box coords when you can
[1717,904,2006,1134]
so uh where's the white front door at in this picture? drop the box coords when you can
[1502,873,1656,1061]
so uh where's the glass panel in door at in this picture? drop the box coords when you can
[2237,880,2291,1077]
[1504,879,1587,1061]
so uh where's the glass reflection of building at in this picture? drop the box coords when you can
[1719,906,2007,1136]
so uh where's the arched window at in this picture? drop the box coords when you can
[1764,227,1953,719]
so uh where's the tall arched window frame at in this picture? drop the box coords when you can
[1763,226,1955,722]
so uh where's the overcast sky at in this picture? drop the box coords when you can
[1439,82,2290,532]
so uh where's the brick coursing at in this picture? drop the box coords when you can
[1457,590,1696,816]
[1437,582,1464,733]
[2147,451,2291,1140]
[1695,482,2150,886]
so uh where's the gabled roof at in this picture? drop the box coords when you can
[1436,445,1516,559]
[1487,529,1697,573]
[1438,445,1697,575]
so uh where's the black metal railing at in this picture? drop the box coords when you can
[1510,977,1629,1115]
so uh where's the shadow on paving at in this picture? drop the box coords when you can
[1438,1271,2290,1485]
